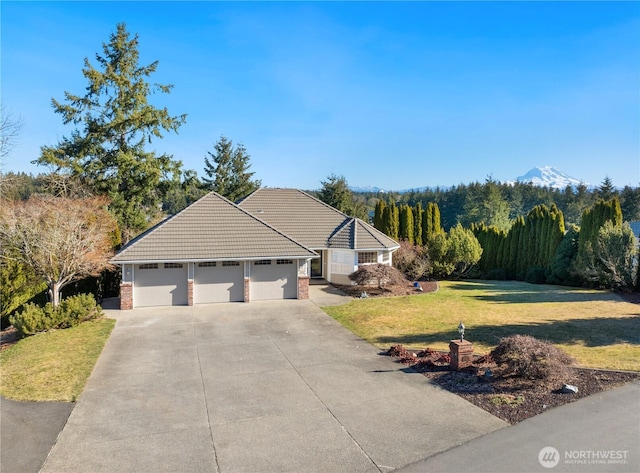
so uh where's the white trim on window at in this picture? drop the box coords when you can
[358,252,377,265]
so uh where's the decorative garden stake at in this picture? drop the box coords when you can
[450,321,473,370]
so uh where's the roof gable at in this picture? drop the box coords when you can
[112,192,317,263]
[238,188,399,251]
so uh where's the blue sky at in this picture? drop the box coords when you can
[2,1,639,190]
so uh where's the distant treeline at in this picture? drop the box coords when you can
[353,178,639,229]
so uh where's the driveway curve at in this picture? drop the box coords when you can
[41,293,506,472]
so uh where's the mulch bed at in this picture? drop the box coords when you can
[386,343,639,424]
[0,326,18,352]
[334,280,438,298]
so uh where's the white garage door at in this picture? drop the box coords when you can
[194,261,244,303]
[134,263,188,307]
[250,259,297,301]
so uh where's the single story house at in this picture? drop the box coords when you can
[237,188,399,285]
[111,188,399,309]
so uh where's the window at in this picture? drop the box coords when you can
[358,252,377,265]
[198,262,217,267]
[222,261,240,267]
[254,260,271,265]
[277,259,293,265]
[164,263,183,269]
[139,263,158,270]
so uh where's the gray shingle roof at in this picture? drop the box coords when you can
[237,188,399,251]
[111,192,317,263]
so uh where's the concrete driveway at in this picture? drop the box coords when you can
[41,290,506,472]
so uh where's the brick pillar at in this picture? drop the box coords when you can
[244,277,250,302]
[298,276,310,300]
[187,280,194,306]
[449,340,474,370]
[120,282,133,310]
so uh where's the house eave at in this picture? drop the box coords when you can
[110,254,320,265]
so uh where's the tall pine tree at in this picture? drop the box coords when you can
[203,136,261,202]
[36,23,186,241]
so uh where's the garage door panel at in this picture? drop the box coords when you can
[134,264,188,307]
[194,263,244,303]
[251,260,296,301]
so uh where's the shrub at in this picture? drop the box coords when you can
[57,294,103,327]
[490,335,574,382]
[393,241,431,280]
[10,294,103,338]
[524,267,547,284]
[349,264,406,288]
[485,268,507,280]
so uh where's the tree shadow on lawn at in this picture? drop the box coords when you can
[446,280,630,304]
[375,315,640,349]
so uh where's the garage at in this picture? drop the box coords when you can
[134,263,188,307]
[250,259,297,301]
[194,261,244,303]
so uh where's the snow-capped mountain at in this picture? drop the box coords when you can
[349,185,387,193]
[515,166,584,189]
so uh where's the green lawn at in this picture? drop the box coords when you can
[323,280,640,371]
[0,318,115,401]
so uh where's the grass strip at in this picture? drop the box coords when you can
[0,318,115,401]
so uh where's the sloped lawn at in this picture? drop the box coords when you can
[323,280,640,372]
[0,318,115,401]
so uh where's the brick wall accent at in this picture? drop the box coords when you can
[298,276,310,300]
[244,277,250,302]
[188,280,194,306]
[120,282,133,310]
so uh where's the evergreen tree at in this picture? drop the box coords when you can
[620,186,640,222]
[574,221,636,291]
[597,177,615,201]
[577,198,623,257]
[509,216,526,279]
[547,224,580,286]
[203,136,261,202]
[36,23,186,241]
[423,202,442,243]
[317,174,353,214]
[373,199,386,231]
[398,205,414,243]
[573,198,628,289]
[382,202,399,240]
[413,202,423,246]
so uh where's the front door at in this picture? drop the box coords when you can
[311,251,323,278]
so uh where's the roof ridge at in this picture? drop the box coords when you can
[114,191,221,259]
[353,217,400,248]
[243,187,350,219]
[113,191,317,262]
[327,217,353,243]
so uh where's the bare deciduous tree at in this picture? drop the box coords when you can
[0,195,117,306]
[0,106,24,160]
